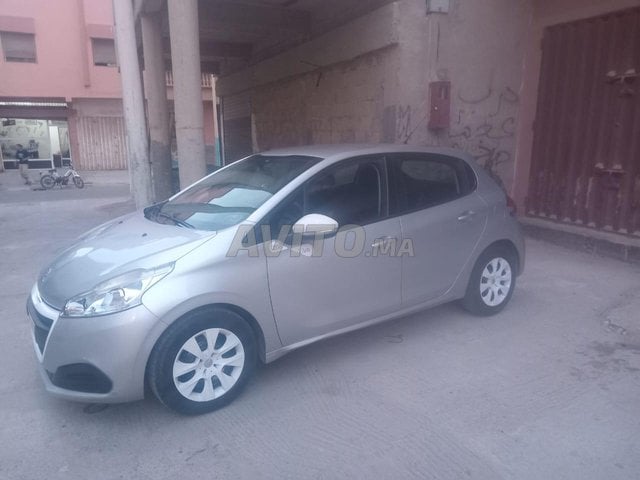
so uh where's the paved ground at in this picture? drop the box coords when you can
[1,169,639,480]
[0,168,130,204]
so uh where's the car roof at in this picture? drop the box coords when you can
[260,144,472,162]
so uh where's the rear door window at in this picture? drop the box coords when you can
[389,154,475,215]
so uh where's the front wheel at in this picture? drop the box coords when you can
[40,175,55,189]
[73,176,85,189]
[461,247,517,316]
[147,307,257,415]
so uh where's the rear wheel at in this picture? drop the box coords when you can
[462,246,517,316]
[73,176,85,189]
[40,175,55,189]
[148,307,257,415]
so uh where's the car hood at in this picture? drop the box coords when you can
[37,211,215,310]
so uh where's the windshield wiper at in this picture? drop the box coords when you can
[156,211,195,229]
[144,201,195,229]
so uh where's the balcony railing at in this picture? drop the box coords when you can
[165,71,213,88]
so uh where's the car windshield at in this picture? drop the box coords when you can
[145,154,322,231]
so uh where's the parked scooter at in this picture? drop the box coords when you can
[40,162,85,189]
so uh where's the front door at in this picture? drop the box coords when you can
[264,156,402,346]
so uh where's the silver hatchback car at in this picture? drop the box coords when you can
[29,145,524,414]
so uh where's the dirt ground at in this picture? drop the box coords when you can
[1,170,639,480]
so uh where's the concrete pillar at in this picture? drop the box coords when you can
[113,0,153,208]
[67,108,81,169]
[141,13,173,202]
[168,0,207,188]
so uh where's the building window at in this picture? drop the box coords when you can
[0,31,37,63]
[0,118,53,161]
[91,38,117,67]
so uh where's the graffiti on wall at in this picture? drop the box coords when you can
[448,86,519,187]
[395,104,432,145]
[396,105,412,141]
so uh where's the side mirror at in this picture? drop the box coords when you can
[292,214,339,238]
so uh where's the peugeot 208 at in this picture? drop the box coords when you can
[28,145,525,414]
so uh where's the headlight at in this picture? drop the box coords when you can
[63,263,174,317]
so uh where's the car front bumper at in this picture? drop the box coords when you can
[28,284,162,403]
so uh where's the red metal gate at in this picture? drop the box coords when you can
[527,8,640,236]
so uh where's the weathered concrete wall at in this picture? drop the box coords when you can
[217,2,400,154]
[387,0,532,191]
[251,47,395,150]
[219,0,532,191]
[217,2,400,98]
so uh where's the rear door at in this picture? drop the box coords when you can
[388,153,488,304]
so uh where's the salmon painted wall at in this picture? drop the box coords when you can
[0,0,121,99]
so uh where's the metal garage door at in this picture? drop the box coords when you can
[76,116,128,170]
[527,8,640,236]
[221,92,253,164]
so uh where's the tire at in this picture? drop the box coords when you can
[147,306,257,415]
[461,246,517,316]
[73,176,85,189]
[40,175,55,189]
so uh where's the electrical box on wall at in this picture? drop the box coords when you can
[428,81,451,130]
[426,0,450,14]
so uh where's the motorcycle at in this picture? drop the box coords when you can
[40,163,85,189]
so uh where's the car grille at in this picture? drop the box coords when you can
[27,297,55,354]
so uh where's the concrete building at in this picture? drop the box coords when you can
[124,0,639,242]
[0,0,219,174]
[5,0,634,239]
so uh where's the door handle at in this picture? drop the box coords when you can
[371,236,394,249]
[457,210,476,222]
